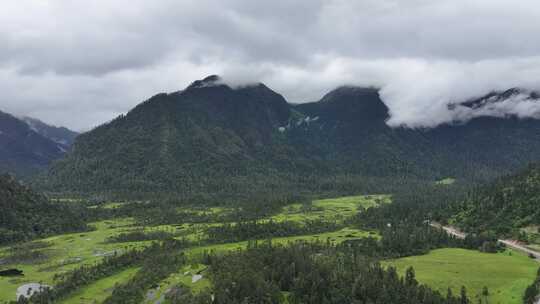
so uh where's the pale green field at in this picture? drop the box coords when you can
[385,248,539,304]
[188,227,374,257]
[0,219,150,302]
[74,226,371,304]
[270,194,389,223]
[61,267,140,304]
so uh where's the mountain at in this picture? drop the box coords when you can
[44,75,304,197]
[290,86,540,179]
[0,110,67,176]
[21,116,79,149]
[0,174,89,245]
[451,163,540,236]
[41,76,540,198]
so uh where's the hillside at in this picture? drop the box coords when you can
[41,77,540,198]
[292,87,540,179]
[452,164,540,235]
[21,116,79,149]
[0,174,89,245]
[0,110,67,176]
[44,76,305,197]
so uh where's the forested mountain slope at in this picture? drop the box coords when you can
[0,110,66,176]
[41,76,540,198]
[292,87,540,179]
[21,116,79,149]
[0,174,89,245]
[452,164,540,235]
[44,76,305,197]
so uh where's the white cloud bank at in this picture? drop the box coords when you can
[1,0,540,130]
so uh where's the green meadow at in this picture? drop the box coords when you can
[0,218,150,302]
[61,267,140,304]
[385,248,539,304]
[270,194,390,223]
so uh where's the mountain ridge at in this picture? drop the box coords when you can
[0,110,67,176]
[39,76,540,198]
[21,116,79,149]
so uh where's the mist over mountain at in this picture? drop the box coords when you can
[4,1,540,132]
[21,116,79,149]
[5,3,540,303]
[39,76,540,198]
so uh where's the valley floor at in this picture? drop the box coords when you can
[0,195,382,303]
[1,194,538,304]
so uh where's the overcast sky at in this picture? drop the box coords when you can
[2,0,540,131]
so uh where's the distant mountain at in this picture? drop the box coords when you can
[451,163,540,236]
[41,76,540,198]
[21,116,79,149]
[0,174,88,245]
[0,110,66,176]
[291,86,540,179]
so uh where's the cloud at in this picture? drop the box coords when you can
[452,92,540,122]
[1,0,540,130]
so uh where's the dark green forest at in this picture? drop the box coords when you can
[0,175,91,245]
[452,164,540,236]
[36,81,540,199]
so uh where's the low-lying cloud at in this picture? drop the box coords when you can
[1,0,540,130]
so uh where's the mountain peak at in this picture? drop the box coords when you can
[320,86,380,103]
[186,75,224,90]
[458,88,540,109]
[316,86,389,122]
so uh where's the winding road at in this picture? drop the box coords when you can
[430,222,540,259]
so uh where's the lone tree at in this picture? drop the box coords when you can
[405,267,417,287]
[460,286,469,304]
[482,286,489,304]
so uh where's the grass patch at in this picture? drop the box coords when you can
[385,248,538,304]
[60,267,140,304]
[0,218,149,302]
[271,194,389,224]
[188,227,373,257]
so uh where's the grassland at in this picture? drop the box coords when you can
[271,194,389,223]
[0,218,152,302]
[385,248,539,304]
[0,194,382,302]
[61,267,140,304]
